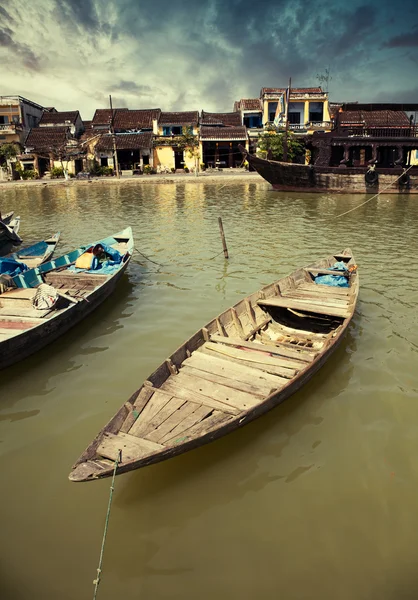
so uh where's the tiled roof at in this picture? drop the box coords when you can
[340,110,411,128]
[234,99,262,111]
[25,127,70,151]
[39,111,80,125]
[159,111,199,126]
[260,87,323,95]
[113,109,161,131]
[91,108,129,127]
[95,132,154,151]
[83,120,92,129]
[200,126,247,141]
[201,111,242,126]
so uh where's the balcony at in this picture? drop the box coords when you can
[0,122,22,133]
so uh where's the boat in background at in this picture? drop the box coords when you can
[0,227,133,370]
[1,233,61,277]
[0,217,22,257]
[0,211,14,225]
[69,248,358,482]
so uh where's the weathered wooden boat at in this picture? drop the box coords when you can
[239,144,418,194]
[5,232,61,272]
[0,211,14,225]
[0,227,133,370]
[69,248,358,482]
[0,217,22,257]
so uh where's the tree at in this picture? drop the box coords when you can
[0,142,19,165]
[316,66,332,93]
[176,127,200,172]
[257,127,304,162]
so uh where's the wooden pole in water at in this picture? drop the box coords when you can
[218,217,229,259]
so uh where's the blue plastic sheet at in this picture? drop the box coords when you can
[314,261,349,287]
[0,257,28,277]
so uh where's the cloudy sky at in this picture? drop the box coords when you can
[1,0,418,120]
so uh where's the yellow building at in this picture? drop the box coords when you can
[260,87,332,135]
[154,112,200,172]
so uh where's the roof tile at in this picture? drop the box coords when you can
[159,111,199,126]
[95,132,154,151]
[200,125,247,141]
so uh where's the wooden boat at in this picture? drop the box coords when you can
[239,144,418,194]
[0,227,133,370]
[0,211,14,225]
[0,217,22,257]
[6,232,61,271]
[69,248,359,482]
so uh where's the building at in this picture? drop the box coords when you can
[22,125,83,176]
[38,110,84,137]
[154,111,200,171]
[260,87,332,135]
[0,95,45,147]
[200,111,248,168]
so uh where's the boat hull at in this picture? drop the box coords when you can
[70,249,359,482]
[242,147,418,194]
[0,261,130,370]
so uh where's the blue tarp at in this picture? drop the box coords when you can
[314,261,349,288]
[0,257,29,277]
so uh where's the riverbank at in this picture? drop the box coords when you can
[0,169,264,190]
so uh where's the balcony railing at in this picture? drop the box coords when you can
[0,122,22,132]
[340,126,418,138]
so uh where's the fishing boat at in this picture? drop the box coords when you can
[0,217,22,257]
[0,227,133,370]
[69,248,358,482]
[0,211,14,225]
[7,232,61,270]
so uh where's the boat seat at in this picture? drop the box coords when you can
[257,297,350,319]
[305,268,350,277]
[0,307,53,318]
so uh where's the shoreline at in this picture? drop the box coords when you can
[0,170,264,190]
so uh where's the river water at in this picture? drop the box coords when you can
[0,180,417,600]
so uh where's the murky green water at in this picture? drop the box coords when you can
[0,181,417,600]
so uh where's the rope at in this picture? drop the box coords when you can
[92,449,121,600]
[334,164,414,219]
[133,248,164,266]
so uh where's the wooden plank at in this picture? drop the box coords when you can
[97,431,164,462]
[160,380,241,415]
[0,307,53,318]
[183,351,286,390]
[159,405,213,445]
[199,344,297,378]
[120,386,155,433]
[282,289,349,303]
[298,283,350,296]
[244,298,257,328]
[209,334,315,363]
[306,268,350,277]
[0,328,19,337]
[166,371,262,411]
[230,307,245,337]
[165,411,234,446]
[204,340,305,371]
[129,390,174,437]
[257,297,350,319]
[145,401,199,443]
[140,397,187,439]
[244,316,272,340]
[280,293,349,309]
[181,365,278,397]
[0,288,37,299]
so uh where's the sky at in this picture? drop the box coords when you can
[1,0,418,120]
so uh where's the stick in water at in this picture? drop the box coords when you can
[218,217,229,259]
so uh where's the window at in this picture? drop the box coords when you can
[163,126,170,136]
[268,102,278,122]
[288,113,300,124]
[172,126,182,135]
[309,102,323,123]
[0,116,9,124]
[244,114,262,128]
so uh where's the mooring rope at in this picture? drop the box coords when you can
[334,164,414,219]
[92,449,121,600]
[133,247,164,266]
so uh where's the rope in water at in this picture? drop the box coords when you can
[92,449,121,600]
[334,164,414,219]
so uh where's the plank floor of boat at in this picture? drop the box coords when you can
[95,333,318,463]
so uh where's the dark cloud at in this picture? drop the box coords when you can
[109,80,159,96]
[53,0,100,32]
[0,26,41,70]
[0,6,15,23]
[383,29,418,48]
